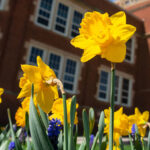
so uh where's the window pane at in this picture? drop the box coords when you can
[98,70,109,100]
[121,78,130,104]
[114,75,119,102]
[125,39,132,61]
[71,11,83,38]
[37,0,53,27]
[29,47,44,65]
[48,53,61,78]
[63,59,77,92]
[55,3,69,34]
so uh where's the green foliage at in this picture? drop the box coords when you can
[1,83,150,150]
[29,84,54,150]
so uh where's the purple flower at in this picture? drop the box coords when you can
[48,118,62,150]
[131,124,136,136]
[48,118,62,137]
[90,134,94,148]
[8,141,15,150]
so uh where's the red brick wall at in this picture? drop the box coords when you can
[0,0,149,125]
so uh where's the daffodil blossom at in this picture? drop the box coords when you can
[71,11,136,63]
[17,56,58,113]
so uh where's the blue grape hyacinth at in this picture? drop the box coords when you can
[8,141,15,150]
[48,118,62,150]
[131,124,136,136]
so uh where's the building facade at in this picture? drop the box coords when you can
[0,0,149,125]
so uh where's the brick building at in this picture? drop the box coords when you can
[0,0,149,125]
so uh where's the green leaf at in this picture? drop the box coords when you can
[58,131,63,150]
[38,105,49,130]
[7,109,23,150]
[27,136,33,150]
[62,94,68,150]
[69,96,76,150]
[129,134,134,150]
[0,139,10,150]
[148,130,150,150]
[98,111,105,150]
[82,109,90,150]
[89,108,95,135]
[91,132,99,150]
[25,112,29,136]
[29,84,54,150]
[119,137,124,150]
[74,125,78,150]
[78,142,86,150]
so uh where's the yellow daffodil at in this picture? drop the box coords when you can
[106,144,120,150]
[15,97,38,127]
[71,11,136,63]
[104,107,129,146]
[128,107,149,137]
[49,98,79,125]
[0,88,4,103]
[17,56,58,113]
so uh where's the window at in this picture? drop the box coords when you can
[70,10,83,38]
[125,38,135,63]
[97,69,133,106]
[28,46,44,65]
[36,0,54,28]
[54,3,69,35]
[27,45,80,94]
[0,0,5,10]
[98,70,110,101]
[63,59,77,92]
[48,52,63,78]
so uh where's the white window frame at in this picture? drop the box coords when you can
[62,55,80,94]
[97,67,110,102]
[53,1,71,36]
[26,43,81,94]
[35,0,56,30]
[96,66,134,107]
[0,0,5,10]
[27,45,47,65]
[69,8,86,39]
[124,37,135,64]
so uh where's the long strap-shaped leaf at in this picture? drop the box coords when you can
[148,130,150,150]
[69,96,77,150]
[62,94,68,150]
[82,109,90,150]
[29,84,54,150]
[98,111,105,150]
[7,109,23,150]
[38,105,49,130]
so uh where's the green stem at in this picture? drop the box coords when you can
[63,93,68,150]
[109,63,115,150]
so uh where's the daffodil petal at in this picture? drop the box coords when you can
[142,111,149,121]
[116,24,136,43]
[21,65,41,83]
[103,43,126,62]
[36,86,58,113]
[0,98,2,103]
[71,35,96,50]
[17,82,40,99]
[17,82,32,99]
[135,107,141,116]
[81,44,101,62]
[37,56,56,80]
[110,11,126,26]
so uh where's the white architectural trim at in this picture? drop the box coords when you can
[125,36,136,64]
[96,65,134,107]
[0,0,5,10]
[25,40,81,94]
